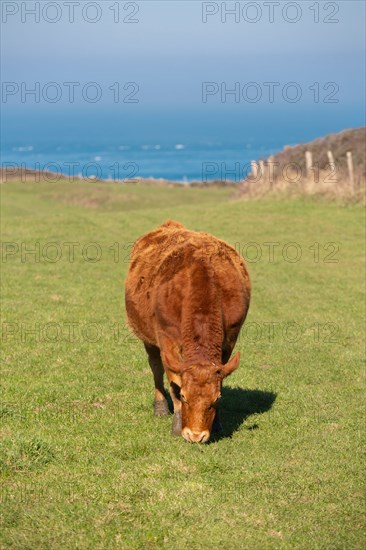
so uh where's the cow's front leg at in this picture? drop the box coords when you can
[144,343,169,416]
[167,377,182,437]
[170,391,182,436]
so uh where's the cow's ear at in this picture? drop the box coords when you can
[161,347,182,374]
[221,352,240,378]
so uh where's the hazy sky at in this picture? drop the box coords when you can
[3,1,364,58]
[2,0,365,111]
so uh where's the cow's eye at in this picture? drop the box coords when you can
[180,393,188,403]
[171,382,181,400]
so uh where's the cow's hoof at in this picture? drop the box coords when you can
[154,399,169,416]
[171,411,182,436]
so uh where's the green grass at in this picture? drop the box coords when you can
[1,181,364,549]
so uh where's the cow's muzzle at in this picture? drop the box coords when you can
[182,428,210,443]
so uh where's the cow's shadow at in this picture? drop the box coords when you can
[212,387,277,441]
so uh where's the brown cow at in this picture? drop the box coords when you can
[125,220,251,443]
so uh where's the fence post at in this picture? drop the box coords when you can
[250,160,259,180]
[346,151,355,192]
[267,155,275,187]
[305,151,313,179]
[259,160,265,180]
[327,150,335,168]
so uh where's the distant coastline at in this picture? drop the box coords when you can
[0,167,238,187]
[2,128,365,199]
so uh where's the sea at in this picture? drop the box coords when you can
[1,108,362,182]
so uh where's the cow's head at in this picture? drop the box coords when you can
[162,349,240,443]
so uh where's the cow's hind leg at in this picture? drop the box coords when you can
[144,343,169,416]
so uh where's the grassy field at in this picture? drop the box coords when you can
[1,181,364,549]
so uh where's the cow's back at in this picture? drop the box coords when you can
[125,220,250,347]
[125,220,190,343]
